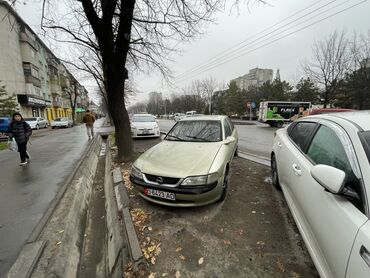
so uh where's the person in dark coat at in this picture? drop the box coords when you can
[8,112,32,166]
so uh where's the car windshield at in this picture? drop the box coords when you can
[359,131,370,164]
[132,115,155,122]
[166,120,222,142]
[24,118,37,121]
[54,118,61,121]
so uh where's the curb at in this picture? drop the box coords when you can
[238,151,271,167]
[111,168,145,269]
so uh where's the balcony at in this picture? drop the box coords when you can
[52,99,62,108]
[24,74,41,88]
[60,76,70,89]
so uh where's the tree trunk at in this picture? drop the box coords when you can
[107,78,133,162]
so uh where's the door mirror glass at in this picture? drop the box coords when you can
[311,164,345,194]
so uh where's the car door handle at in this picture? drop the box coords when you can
[292,164,302,176]
[360,245,370,268]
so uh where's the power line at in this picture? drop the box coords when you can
[176,0,356,82]
[176,0,368,83]
[175,0,328,79]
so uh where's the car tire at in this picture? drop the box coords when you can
[52,126,55,129]
[218,167,229,202]
[36,124,39,130]
[271,155,281,190]
[276,121,283,128]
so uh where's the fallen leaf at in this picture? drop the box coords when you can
[175,247,183,252]
[252,211,256,214]
[175,271,181,278]
[223,240,231,245]
[179,255,186,261]
[58,230,64,234]
[151,257,156,265]
[56,241,61,246]
[148,226,153,231]
[161,274,168,277]
[198,257,204,265]
[148,272,156,278]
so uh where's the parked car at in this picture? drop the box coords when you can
[24,117,48,129]
[271,110,370,278]
[131,114,160,138]
[303,107,355,116]
[174,113,185,121]
[0,117,11,140]
[50,117,73,128]
[130,115,238,207]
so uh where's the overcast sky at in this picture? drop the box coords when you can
[15,0,370,105]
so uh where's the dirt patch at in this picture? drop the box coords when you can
[118,139,319,278]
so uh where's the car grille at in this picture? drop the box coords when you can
[145,174,180,185]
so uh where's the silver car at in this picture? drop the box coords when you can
[24,117,48,129]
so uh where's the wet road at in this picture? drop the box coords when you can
[157,119,277,158]
[0,120,103,275]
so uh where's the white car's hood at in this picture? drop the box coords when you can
[131,122,158,129]
[135,141,222,178]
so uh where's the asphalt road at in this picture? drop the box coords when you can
[157,119,277,158]
[0,120,103,276]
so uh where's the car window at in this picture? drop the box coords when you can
[226,118,234,131]
[307,125,365,212]
[307,125,352,173]
[0,119,4,124]
[24,118,37,121]
[359,131,370,164]
[289,122,317,151]
[223,119,232,138]
[166,120,221,142]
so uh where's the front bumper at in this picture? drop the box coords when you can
[130,175,221,207]
[131,128,160,138]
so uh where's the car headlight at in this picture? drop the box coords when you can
[181,172,219,186]
[131,125,137,130]
[131,166,143,179]
[154,124,159,129]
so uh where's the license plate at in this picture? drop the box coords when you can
[142,129,149,134]
[144,188,175,201]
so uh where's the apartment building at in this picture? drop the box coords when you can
[0,0,89,120]
[232,68,273,91]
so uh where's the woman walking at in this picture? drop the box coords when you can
[8,112,32,166]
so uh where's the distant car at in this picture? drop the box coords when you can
[131,114,160,138]
[50,117,73,128]
[130,115,238,207]
[24,117,48,129]
[174,113,185,121]
[0,117,11,139]
[272,110,370,278]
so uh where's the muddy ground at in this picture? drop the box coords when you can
[120,138,319,278]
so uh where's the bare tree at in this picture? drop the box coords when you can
[201,77,218,114]
[303,30,351,108]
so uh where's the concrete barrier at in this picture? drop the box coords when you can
[46,136,102,278]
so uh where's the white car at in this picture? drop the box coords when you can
[174,113,185,122]
[24,117,48,129]
[50,117,73,128]
[272,111,370,278]
[131,114,160,138]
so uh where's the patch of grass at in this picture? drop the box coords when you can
[0,142,8,151]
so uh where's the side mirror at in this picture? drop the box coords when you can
[224,136,236,145]
[311,164,345,194]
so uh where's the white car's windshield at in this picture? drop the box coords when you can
[132,116,155,122]
[24,118,37,121]
[166,120,222,142]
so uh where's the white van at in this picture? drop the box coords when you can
[186,111,197,117]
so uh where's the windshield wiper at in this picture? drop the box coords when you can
[185,135,209,142]
[166,134,185,141]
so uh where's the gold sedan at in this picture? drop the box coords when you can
[130,115,238,207]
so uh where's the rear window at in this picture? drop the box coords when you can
[132,115,155,122]
[289,122,317,151]
[359,131,370,164]
[25,118,37,121]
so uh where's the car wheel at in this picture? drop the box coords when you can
[52,126,55,129]
[36,124,39,130]
[271,155,281,190]
[219,167,229,202]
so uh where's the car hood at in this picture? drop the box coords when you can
[135,141,222,178]
[131,122,157,129]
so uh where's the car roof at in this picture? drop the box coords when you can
[303,110,370,131]
[181,115,227,121]
[132,114,154,117]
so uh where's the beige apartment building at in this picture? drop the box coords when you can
[232,68,273,91]
[0,0,89,121]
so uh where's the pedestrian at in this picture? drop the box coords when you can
[8,112,32,166]
[83,109,95,140]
